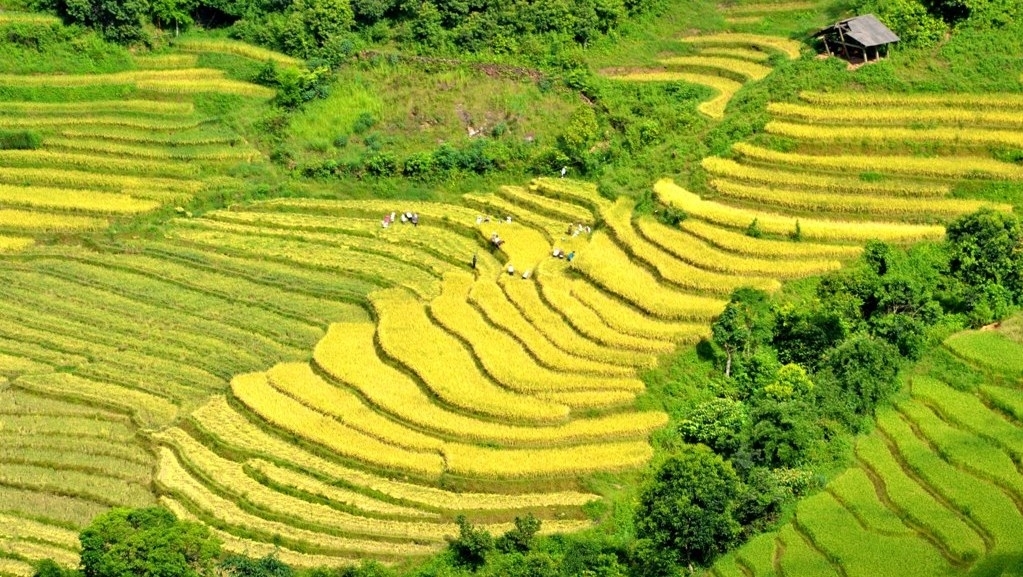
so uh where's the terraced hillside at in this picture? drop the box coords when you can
[602,33,802,118]
[710,320,1023,577]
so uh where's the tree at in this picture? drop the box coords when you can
[748,396,821,468]
[772,305,846,370]
[763,363,814,400]
[823,334,902,417]
[447,515,493,570]
[635,446,741,570]
[495,514,541,554]
[79,507,220,577]
[33,560,74,577]
[712,288,775,377]
[678,397,749,458]
[220,553,294,577]
[150,0,194,34]
[60,0,151,43]
[947,209,1023,303]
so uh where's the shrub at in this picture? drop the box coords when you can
[0,130,41,150]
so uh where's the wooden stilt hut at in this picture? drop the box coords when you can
[814,15,899,63]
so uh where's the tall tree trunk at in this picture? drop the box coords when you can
[725,351,732,378]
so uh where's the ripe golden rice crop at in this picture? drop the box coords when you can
[570,230,734,318]
[370,291,570,423]
[601,198,781,293]
[158,428,456,542]
[702,157,949,197]
[0,115,201,131]
[497,185,594,224]
[658,56,772,80]
[0,208,107,231]
[0,166,202,195]
[136,78,275,98]
[46,138,259,161]
[766,120,1023,148]
[265,362,444,452]
[731,142,1023,180]
[0,513,79,550]
[0,539,79,567]
[503,272,673,357]
[606,71,743,118]
[0,462,151,507]
[799,90,1023,109]
[463,193,567,241]
[530,178,608,211]
[0,558,33,577]
[681,33,802,59]
[194,395,601,512]
[431,273,644,395]
[768,101,1023,129]
[0,235,33,252]
[246,460,439,519]
[0,150,198,177]
[654,179,945,242]
[678,218,863,259]
[634,218,842,277]
[697,47,771,61]
[314,323,662,446]
[0,99,193,116]
[445,441,653,478]
[15,372,177,428]
[132,53,200,69]
[231,372,446,477]
[174,39,303,67]
[155,447,439,557]
[709,178,1007,219]
[0,184,159,214]
[467,279,639,376]
[567,279,715,339]
[0,68,225,86]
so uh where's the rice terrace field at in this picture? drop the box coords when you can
[1,0,1023,576]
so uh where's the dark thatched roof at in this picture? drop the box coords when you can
[814,14,900,48]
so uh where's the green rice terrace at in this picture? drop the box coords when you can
[0,0,1022,576]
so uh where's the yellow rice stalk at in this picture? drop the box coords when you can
[0,414,133,440]
[265,362,444,452]
[0,166,203,195]
[731,142,1023,180]
[174,39,304,67]
[231,372,446,478]
[724,16,761,24]
[567,280,714,339]
[604,72,743,118]
[46,138,259,161]
[0,514,79,550]
[541,389,636,409]
[133,53,200,69]
[161,497,365,568]
[194,396,601,511]
[0,235,33,252]
[136,78,275,98]
[0,208,107,232]
[709,178,1008,220]
[0,68,226,86]
[467,280,640,375]
[502,272,675,356]
[682,33,803,59]
[155,448,439,557]
[265,198,482,228]
[0,115,201,131]
[571,230,736,318]
[768,101,1023,129]
[697,47,771,62]
[0,149,198,177]
[0,558,34,577]
[496,185,595,224]
[58,128,241,147]
[799,91,1023,109]
[678,218,862,259]
[601,199,781,293]
[445,440,654,479]
[702,157,949,197]
[634,218,842,277]
[658,56,773,81]
[654,179,946,242]
[766,120,1023,148]
[0,100,193,116]
[0,184,159,214]
[463,193,568,241]
[530,177,609,211]
[0,462,152,507]
[14,372,177,428]
[246,460,439,519]
[431,273,644,395]
[371,291,571,423]
[0,539,78,567]
[314,323,665,446]
[158,428,457,542]
[0,12,60,24]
